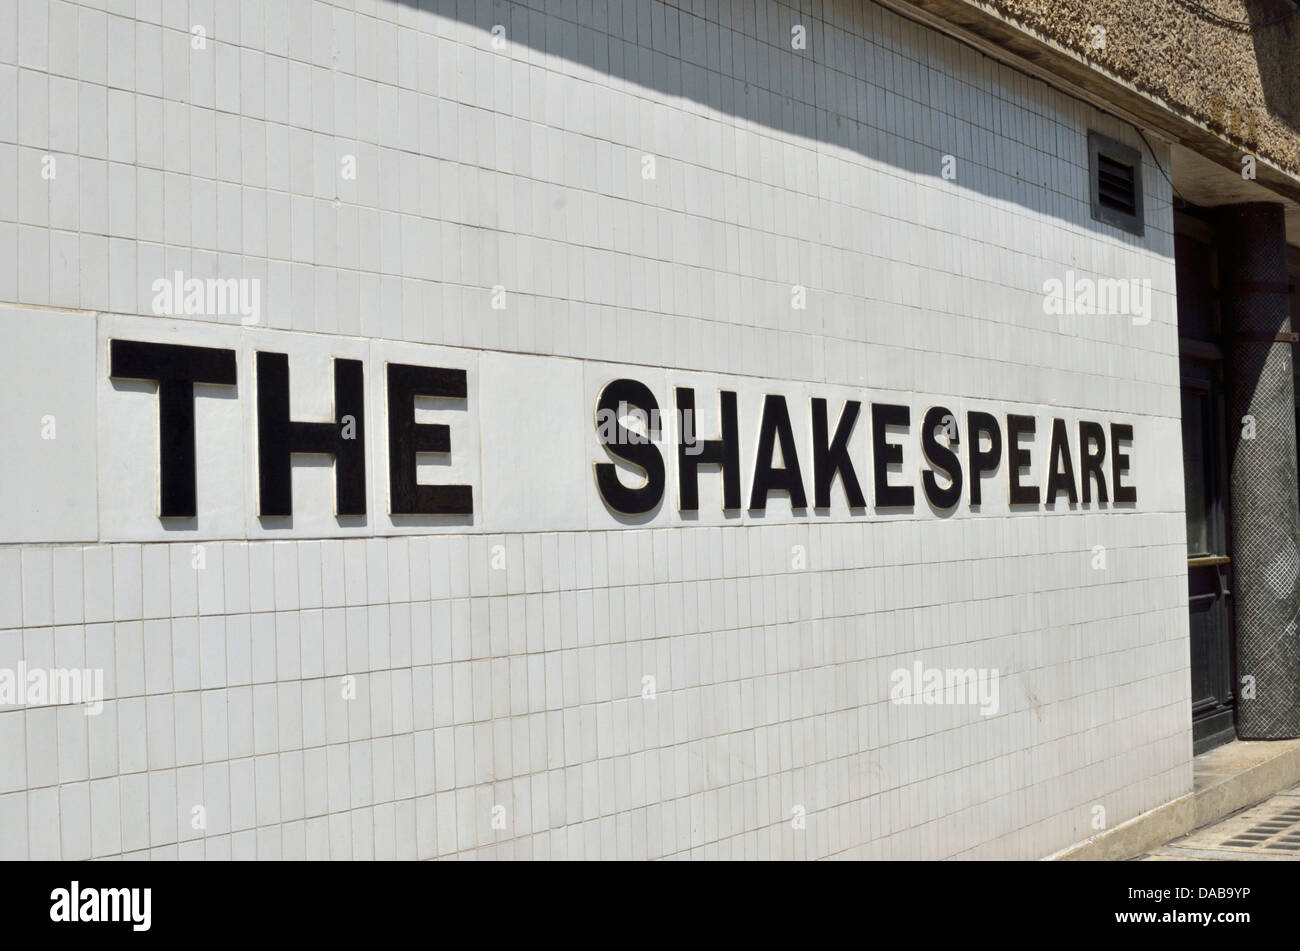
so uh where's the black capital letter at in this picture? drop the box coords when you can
[749,394,807,511]
[812,398,865,509]
[676,387,741,511]
[109,339,237,519]
[871,403,914,509]
[257,351,366,517]
[1111,422,1136,503]
[387,363,472,515]
[1079,421,1108,504]
[1045,418,1079,504]
[593,379,665,515]
[967,411,1002,506]
[1007,414,1039,505]
[921,406,963,510]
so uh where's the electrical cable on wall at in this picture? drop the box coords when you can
[1136,127,1188,207]
[1172,0,1300,28]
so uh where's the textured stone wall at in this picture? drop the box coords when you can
[899,0,1300,184]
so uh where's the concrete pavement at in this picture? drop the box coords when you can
[1137,782,1300,860]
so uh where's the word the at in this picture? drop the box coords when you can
[109,340,471,520]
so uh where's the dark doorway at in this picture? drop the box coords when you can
[1176,210,1237,754]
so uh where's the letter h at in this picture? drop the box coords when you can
[256,351,366,517]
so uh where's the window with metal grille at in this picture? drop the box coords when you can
[1088,131,1144,236]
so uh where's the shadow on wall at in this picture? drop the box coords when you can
[1246,1,1300,136]
[391,0,1170,247]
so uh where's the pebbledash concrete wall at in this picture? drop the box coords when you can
[0,0,1189,859]
[904,0,1300,179]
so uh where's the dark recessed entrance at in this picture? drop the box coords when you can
[1176,209,1238,754]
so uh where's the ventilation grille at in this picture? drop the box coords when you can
[1087,131,1143,236]
[1220,802,1300,852]
[1096,153,1137,216]
[1169,793,1300,855]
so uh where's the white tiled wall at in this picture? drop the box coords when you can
[0,0,1190,859]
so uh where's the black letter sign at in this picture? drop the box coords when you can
[811,398,866,509]
[871,403,914,508]
[387,363,472,516]
[966,411,1002,506]
[109,339,237,519]
[256,351,366,517]
[1045,418,1078,504]
[593,378,665,515]
[676,387,741,511]
[1110,422,1137,503]
[921,406,963,510]
[749,394,807,510]
[1006,414,1039,505]
[1079,421,1108,504]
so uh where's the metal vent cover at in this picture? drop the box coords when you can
[1220,801,1300,852]
[1096,153,1137,215]
[1088,131,1144,236]
[1173,792,1300,854]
